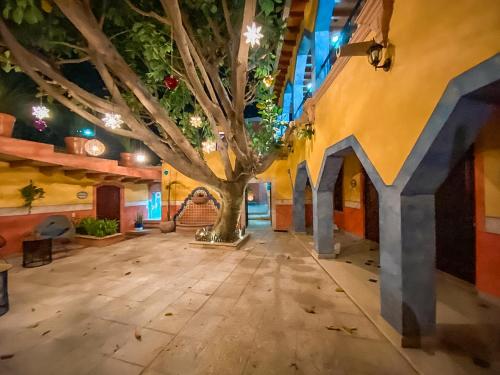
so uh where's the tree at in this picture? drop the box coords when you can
[0,0,287,242]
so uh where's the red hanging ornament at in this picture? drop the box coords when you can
[163,75,179,90]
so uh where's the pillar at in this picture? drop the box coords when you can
[312,189,334,257]
[293,189,306,232]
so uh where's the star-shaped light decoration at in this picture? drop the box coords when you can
[202,140,216,154]
[190,115,203,128]
[263,75,274,88]
[244,22,263,48]
[102,113,123,129]
[32,105,50,120]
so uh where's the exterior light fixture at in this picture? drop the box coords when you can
[367,43,391,71]
[32,105,50,120]
[190,115,203,128]
[85,139,105,156]
[102,113,123,129]
[135,153,146,163]
[244,22,263,47]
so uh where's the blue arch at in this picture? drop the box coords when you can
[293,32,313,119]
[313,0,336,87]
[281,81,293,122]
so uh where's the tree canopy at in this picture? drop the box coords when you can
[0,0,288,241]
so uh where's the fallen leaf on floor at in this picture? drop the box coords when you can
[345,260,352,264]
[0,354,14,360]
[335,287,344,292]
[31,308,36,312]
[27,323,39,329]
[82,332,87,336]
[258,241,266,244]
[326,326,341,331]
[472,357,490,368]
[342,326,358,334]
[267,288,272,292]
[134,327,142,341]
[478,303,489,309]
[164,312,173,316]
[317,285,321,289]
[368,278,378,283]
[242,247,254,251]
[304,306,316,314]
[41,330,51,336]
[290,363,299,370]
[287,255,291,260]
[124,271,131,276]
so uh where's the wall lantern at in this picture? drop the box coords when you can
[367,43,391,71]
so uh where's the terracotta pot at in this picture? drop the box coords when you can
[64,137,87,155]
[159,221,176,233]
[192,195,209,205]
[0,113,16,137]
[120,152,136,167]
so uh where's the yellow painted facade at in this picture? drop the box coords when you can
[286,0,500,188]
[476,115,500,218]
[342,154,362,205]
[0,162,94,208]
[124,183,150,203]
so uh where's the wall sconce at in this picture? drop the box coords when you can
[367,43,391,72]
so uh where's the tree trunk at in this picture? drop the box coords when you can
[212,182,247,242]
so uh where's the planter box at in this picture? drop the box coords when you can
[189,233,250,250]
[74,233,124,247]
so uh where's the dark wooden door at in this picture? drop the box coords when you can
[435,148,475,283]
[96,185,121,221]
[364,172,379,243]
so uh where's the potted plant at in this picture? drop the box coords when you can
[65,120,88,155]
[75,217,124,247]
[19,180,45,214]
[119,137,136,167]
[0,113,15,138]
[160,180,184,233]
[134,212,144,231]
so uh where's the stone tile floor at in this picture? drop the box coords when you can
[0,229,415,374]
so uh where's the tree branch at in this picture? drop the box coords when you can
[125,0,171,25]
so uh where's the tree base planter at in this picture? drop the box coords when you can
[0,113,15,138]
[159,221,175,233]
[189,233,250,250]
[74,233,124,247]
[65,137,87,155]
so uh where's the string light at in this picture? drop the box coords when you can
[135,153,146,163]
[85,139,105,156]
[32,105,50,120]
[102,113,123,129]
[202,140,216,154]
[244,22,263,47]
[190,115,203,128]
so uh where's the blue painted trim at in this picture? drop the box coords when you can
[293,31,313,118]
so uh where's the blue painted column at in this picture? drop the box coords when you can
[379,188,436,346]
[293,189,306,232]
[312,189,334,257]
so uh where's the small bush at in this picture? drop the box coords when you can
[76,217,119,237]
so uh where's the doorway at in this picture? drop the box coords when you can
[246,182,271,228]
[435,147,476,283]
[364,171,380,243]
[96,185,121,223]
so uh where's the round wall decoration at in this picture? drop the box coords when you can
[76,191,88,199]
[85,139,105,156]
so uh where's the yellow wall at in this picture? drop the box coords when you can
[343,154,362,205]
[476,115,500,218]
[0,162,93,208]
[124,183,149,203]
[286,0,500,187]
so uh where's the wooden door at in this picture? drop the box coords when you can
[96,185,121,221]
[364,173,379,243]
[435,148,476,283]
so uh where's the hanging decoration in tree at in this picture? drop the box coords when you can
[190,115,203,128]
[202,140,216,154]
[263,75,274,88]
[102,113,123,129]
[163,27,179,90]
[244,22,263,47]
[135,152,146,163]
[32,104,49,132]
[84,139,105,156]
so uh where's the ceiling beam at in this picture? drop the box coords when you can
[64,169,88,178]
[39,165,63,174]
[9,160,39,168]
[121,177,141,183]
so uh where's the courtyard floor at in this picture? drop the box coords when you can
[0,229,414,375]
